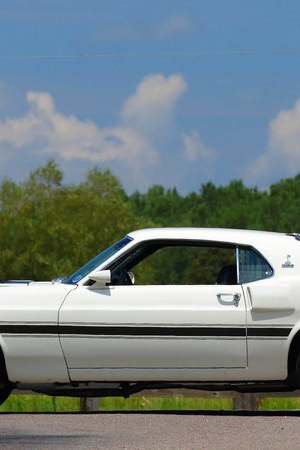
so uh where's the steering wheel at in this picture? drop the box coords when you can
[115,268,133,285]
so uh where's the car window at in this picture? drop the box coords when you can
[238,247,273,283]
[65,236,133,284]
[110,241,237,285]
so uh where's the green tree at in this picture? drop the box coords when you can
[0,161,150,280]
[263,175,300,232]
[129,185,190,226]
[189,180,267,229]
[3,159,300,283]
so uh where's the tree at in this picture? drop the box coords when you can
[189,180,267,229]
[2,159,300,281]
[0,161,150,280]
[129,185,189,226]
[264,175,300,232]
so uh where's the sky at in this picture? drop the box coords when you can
[0,0,300,195]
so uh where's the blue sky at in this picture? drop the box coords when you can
[0,1,300,194]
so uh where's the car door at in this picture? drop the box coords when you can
[59,282,247,382]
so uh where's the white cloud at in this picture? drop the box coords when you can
[120,73,187,136]
[90,15,194,43]
[269,98,300,159]
[182,131,215,162]
[155,15,194,39]
[0,73,189,172]
[246,98,300,182]
[0,90,157,166]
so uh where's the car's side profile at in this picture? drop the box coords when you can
[1,227,300,404]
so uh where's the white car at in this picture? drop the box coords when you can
[0,227,300,404]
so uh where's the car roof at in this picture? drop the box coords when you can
[127,227,296,248]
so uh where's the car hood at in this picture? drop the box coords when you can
[0,280,52,286]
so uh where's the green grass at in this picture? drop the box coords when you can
[0,395,80,413]
[0,394,300,412]
[0,395,232,413]
[257,397,300,411]
[98,396,233,411]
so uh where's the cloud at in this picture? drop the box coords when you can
[246,98,300,182]
[90,14,194,43]
[269,98,300,160]
[155,15,194,39]
[182,131,215,162]
[120,73,187,135]
[0,73,189,173]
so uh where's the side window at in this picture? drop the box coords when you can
[111,241,237,285]
[238,247,273,283]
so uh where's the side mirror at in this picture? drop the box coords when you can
[87,269,111,288]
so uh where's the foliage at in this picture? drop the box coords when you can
[0,160,151,280]
[0,159,300,282]
[129,185,191,226]
[129,180,270,230]
[263,175,300,231]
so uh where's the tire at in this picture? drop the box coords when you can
[0,381,12,405]
[288,350,300,389]
[0,348,13,404]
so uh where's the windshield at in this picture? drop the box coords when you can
[63,236,133,284]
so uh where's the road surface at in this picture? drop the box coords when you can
[0,411,299,449]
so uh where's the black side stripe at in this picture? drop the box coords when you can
[0,325,58,334]
[247,327,291,337]
[60,326,247,337]
[0,324,292,338]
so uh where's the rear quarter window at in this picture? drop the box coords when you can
[238,247,273,283]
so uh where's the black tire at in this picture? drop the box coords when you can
[288,349,300,389]
[0,348,13,404]
[0,381,12,405]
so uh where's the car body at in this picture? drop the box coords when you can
[1,227,300,403]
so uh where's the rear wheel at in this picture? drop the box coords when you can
[0,382,12,405]
[0,348,13,405]
[287,347,300,389]
[294,351,300,387]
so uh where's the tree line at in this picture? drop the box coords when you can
[1,159,300,281]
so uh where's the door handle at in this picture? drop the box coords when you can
[217,293,241,307]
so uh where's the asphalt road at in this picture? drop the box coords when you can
[0,411,299,449]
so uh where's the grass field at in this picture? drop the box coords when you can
[0,394,300,412]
